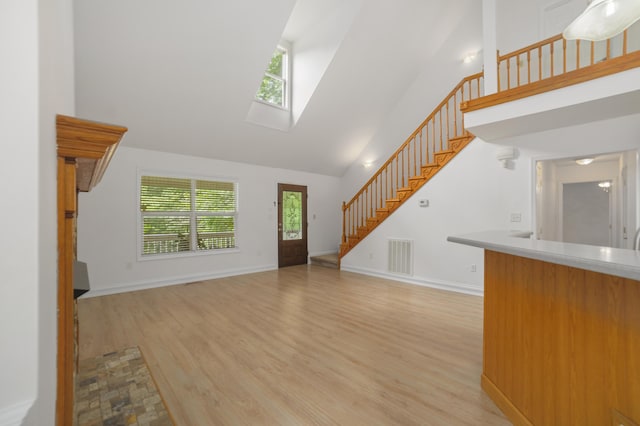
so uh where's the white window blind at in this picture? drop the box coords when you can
[140,176,237,256]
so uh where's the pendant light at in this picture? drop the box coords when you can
[563,0,640,41]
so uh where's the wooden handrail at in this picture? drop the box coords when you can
[341,72,483,254]
[472,26,639,110]
[498,33,563,62]
[341,23,639,259]
[344,72,483,208]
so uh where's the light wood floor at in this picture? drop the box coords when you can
[78,265,510,425]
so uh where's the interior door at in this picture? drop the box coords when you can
[278,183,308,267]
[562,181,612,246]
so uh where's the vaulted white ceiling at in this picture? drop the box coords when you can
[74,0,478,176]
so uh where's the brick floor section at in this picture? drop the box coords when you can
[75,346,173,426]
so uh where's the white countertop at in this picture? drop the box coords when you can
[447,230,640,281]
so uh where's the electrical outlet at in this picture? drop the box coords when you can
[510,213,522,222]
[470,264,476,272]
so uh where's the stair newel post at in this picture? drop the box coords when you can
[400,148,404,188]
[394,155,397,198]
[356,195,360,231]
[419,130,423,174]
[365,187,369,224]
[453,92,458,138]
[341,202,347,245]
[370,183,374,218]
[446,99,450,143]
[461,85,465,134]
[414,135,418,177]
[382,168,386,209]
[432,113,436,161]
[439,109,444,152]
[537,47,542,85]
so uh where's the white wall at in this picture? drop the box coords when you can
[341,104,640,296]
[496,0,586,54]
[341,139,532,295]
[0,2,39,423]
[0,0,74,425]
[339,0,484,202]
[78,147,342,296]
[30,0,76,422]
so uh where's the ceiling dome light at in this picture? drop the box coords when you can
[576,157,595,165]
[563,0,640,41]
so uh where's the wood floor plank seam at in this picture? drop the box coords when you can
[79,265,510,425]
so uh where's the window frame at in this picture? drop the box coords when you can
[255,45,290,110]
[137,170,240,261]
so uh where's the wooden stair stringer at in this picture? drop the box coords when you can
[340,134,475,258]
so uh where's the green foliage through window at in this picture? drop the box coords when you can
[256,46,287,108]
[140,176,238,256]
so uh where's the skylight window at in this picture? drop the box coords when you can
[256,46,289,109]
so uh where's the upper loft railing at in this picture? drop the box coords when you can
[463,23,640,112]
[341,72,483,250]
[341,24,640,258]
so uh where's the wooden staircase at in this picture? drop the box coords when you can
[340,73,484,258]
[340,24,640,260]
[340,133,474,257]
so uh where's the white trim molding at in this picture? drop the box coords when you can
[0,399,33,426]
[81,264,278,298]
[340,265,483,296]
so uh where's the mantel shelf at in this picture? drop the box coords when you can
[55,114,127,425]
[56,114,128,192]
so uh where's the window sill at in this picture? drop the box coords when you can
[137,247,241,262]
[246,99,292,132]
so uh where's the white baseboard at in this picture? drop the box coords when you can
[82,264,278,298]
[0,400,33,426]
[340,265,483,296]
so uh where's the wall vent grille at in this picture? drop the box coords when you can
[388,239,413,275]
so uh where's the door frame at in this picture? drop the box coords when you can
[277,183,308,267]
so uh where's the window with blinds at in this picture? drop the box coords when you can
[140,175,237,256]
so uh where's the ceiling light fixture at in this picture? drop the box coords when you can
[599,180,612,192]
[463,52,476,64]
[575,157,595,165]
[563,0,640,41]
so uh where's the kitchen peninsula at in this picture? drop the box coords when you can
[448,231,640,426]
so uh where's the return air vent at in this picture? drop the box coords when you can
[388,239,413,275]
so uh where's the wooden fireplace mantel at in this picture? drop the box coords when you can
[56,114,127,425]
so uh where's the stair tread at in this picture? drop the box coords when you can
[449,134,473,141]
[341,118,475,259]
[310,253,339,269]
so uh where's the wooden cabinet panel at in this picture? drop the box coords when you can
[483,250,640,425]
